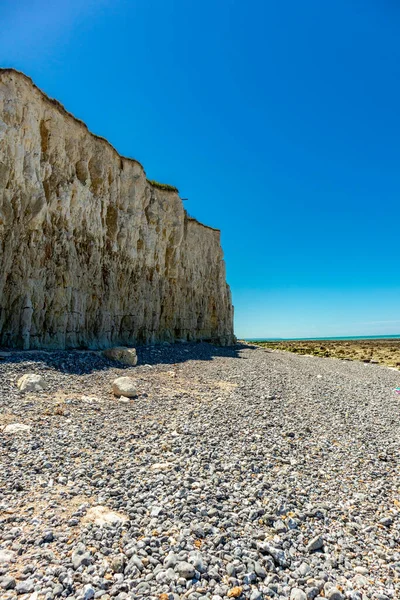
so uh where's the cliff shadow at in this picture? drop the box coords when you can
[0,342,254,375]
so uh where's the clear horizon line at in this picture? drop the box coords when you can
[239,332,400,340]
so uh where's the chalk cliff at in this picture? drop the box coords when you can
[0,69,234,349]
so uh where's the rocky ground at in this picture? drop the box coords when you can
[1,343,400,600]
[249,340,400,370]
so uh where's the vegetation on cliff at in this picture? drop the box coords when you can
[147,179,179,193]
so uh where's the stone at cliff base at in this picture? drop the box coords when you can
[102,346,137,366]
[112,377,137,397]
[17,373,46,392]
[3,423,31,434]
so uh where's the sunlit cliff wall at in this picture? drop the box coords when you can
[0,69,234,349]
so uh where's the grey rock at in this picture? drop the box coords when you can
[290,590,307,600]
[81,585,95,600]
[306,536,324,553]
[176,561,196,580]
[72,547,92,570]
[16,579,35,594]
[125,554,144,573]
[0,576,16,590]
[326,589,344,600]
[111,555,126,573]
[250,589,263,600]
[258,542,287,567]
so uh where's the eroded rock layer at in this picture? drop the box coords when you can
[0,69,234,349]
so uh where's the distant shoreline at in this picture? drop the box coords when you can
[244,334,400,342]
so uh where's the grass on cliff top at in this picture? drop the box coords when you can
[250,339,400,369]
[147,179,179,193]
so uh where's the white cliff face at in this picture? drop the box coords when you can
[0,69,234,349]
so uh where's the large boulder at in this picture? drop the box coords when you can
[17,373,46,392]
[112,377,137,398]
[103,347,137,366]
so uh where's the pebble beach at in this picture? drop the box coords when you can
[1,343,399,600]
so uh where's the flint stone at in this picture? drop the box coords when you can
[176,561,196,579]
[72,546,92,570]
[82,584,95,600]
[326,589,344,600]
[290,590,307,600]
[16,579,35,594]
[258,542,287,566]
[307,535,324,552]
[0,576,16,590]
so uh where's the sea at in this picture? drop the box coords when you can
[245,334,400,342]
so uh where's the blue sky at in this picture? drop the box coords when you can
[1,0,399,338]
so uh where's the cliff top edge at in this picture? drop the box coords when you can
[0,67,220,234]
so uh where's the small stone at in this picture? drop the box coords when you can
[72,546,92,570]
[82,584,95,600]
[290,590,307,600]
[42,530,54,543]
[227,588,242,598]
[243,572,257,584]
[258,542,287,566]
[305,587,319,600]
[254,562,266,579]
[0,549,15,563]
[3,423,31,434]
[0,576,16,590]
[326,589,344,600]
[112,376,137,398]
[164,552,178,568]
[111,554,126,573]
[306,535,324,552]
[298,562,310,577]
[353,574,368,587]
[16,579,35,594]
[17,373,46,392]
[150,462,171,471]
[379,516,393,527]
[151,505,163,517]
[103,346,138,366]
[83,506,128,526]
[273,519,287,532]
[176,561,196,579]
[125,554,144,573]
[250,590,263,600]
